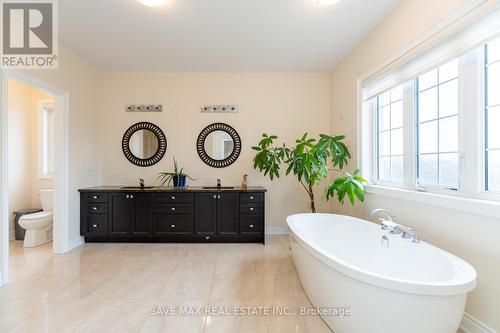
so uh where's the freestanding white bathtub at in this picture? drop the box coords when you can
[287,213,477,333]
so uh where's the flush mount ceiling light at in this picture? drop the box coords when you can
[138,0,168,7]
[315,0,341,5]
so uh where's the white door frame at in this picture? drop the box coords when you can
[0,69,70,287]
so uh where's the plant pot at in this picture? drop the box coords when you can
[173,175,186,188]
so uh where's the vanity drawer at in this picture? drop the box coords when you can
[240,192,264,203]
[155,214,194,236]
[240,203,264,214]
[240,215,262,235]
[154,193,195,203]
[154,203,194,214]
[85,203,108,214]
[84,193,109,203]
[83,215,108,236]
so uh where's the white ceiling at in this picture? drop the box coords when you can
[59,0,401,72]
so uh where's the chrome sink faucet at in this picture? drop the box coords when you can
[139,179,145,188]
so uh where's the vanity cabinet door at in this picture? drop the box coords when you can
[132,193,153,236]
[218,193,239,237]
[111,193,132,236]
[195,193,217,237]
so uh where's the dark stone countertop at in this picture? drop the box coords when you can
[78,186,267,193]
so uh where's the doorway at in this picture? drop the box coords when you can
[0,70,70,286]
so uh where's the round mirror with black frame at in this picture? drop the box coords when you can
[122,122,167,167]
[197,123,241,168]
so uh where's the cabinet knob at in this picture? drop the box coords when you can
[171,207,176,211]
[217,195,221,199]
[250,196,254,200]
[130,195,134,199]
[171,196,176,199]
[213,195,217,199]
[125,195,129,199]
[171,224,176,228]
[250,224,254,228]
[92,207,98,211]
[92,196,98,199]
[250,207,254,211]
[92,224,98,228]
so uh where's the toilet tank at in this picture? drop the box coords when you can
[39,189,53,212]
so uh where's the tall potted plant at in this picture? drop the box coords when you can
[157,158,195,189]
[252,133,366,212]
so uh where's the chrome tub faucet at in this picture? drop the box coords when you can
[369,208,421,243]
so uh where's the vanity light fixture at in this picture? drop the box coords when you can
[201,105,239,113]
[315,0,341,5]
[138,0,168,7]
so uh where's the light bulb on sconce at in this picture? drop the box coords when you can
[315,0,341,6]
[138,0,168,7]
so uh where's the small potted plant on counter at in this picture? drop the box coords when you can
[158,157,195,189]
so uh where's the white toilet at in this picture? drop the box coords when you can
[19,189,53,248]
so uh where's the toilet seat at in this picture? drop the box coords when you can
[19,211,53,223]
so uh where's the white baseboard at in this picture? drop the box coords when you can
[9,230,15,241]
[265,226,288,235]
[66,237,84,252]
[461,313,498,333]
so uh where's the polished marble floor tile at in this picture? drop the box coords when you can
[22,299,98,333]
[211,272,263,300]
[255,256,296,275]
[1,237,336,333]
[73,300,153,333]
[260,273,308,301]
[140,299,209,333]
[205,299,270,333]
[159,273,214,300]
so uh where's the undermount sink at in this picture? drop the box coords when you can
[120,186,156,189]
[202,186,234,190]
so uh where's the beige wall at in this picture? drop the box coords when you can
[22,45,101,248]
[329,0,500,329]
[8,80,34,238]
[7,80,53,238]
[98,73,331,228]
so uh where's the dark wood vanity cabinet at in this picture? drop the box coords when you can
[109,193,153,236]
[154,193,195,237]
[195,193,240,238]
[79,187,266,244]
[195,193,218,237]
[218,193,239,237]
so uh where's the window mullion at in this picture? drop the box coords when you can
[403,80,415,189]
[458,49,481,195]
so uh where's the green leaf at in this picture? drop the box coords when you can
[354,185,365,202]
[251,132,364,208]
[347,184,355,205]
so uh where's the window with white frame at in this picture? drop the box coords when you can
[416,59,459,189]
[376,85,404,183]
[40,103,54,178]
[485,38,500,192]
[362,28,500,202]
